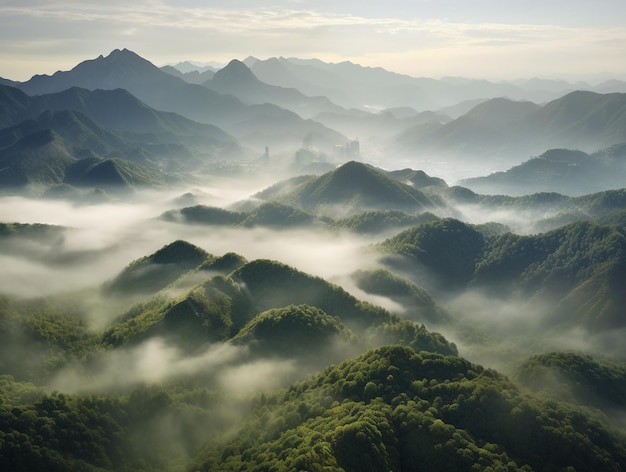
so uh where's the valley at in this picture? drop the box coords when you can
[1,48,625,471]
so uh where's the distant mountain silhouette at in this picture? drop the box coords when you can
[461,146,626,196]
[15,49,347,153]
[160,65,214,84]
[249,56,579,111]
[313,108,450,141]
[0,84,249,180]
[392,91,626,166]
[205,59,345,118]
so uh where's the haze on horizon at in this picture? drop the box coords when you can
[1,0,625,82]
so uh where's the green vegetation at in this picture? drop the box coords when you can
[194,345,626,471]
[379,218,626,331]
[103,240,215,296]
[104,256,456,357]
[0,294,102,382]
[514,352,626,419]
[232,304,361,359]
[161,205,245,225]
[351,269,450,325]
[380,218,486,289]
[244,161,438,217]
[0,222,65,241]
[0,376,228,472]
[333,210,439,234]
[241,201,317,228]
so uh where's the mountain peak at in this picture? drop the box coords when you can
[150,240,210,265]
[465,97,540,124]
[98,48,153,68]
[212,59,259,86]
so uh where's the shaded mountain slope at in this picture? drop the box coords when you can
[0,129,78,186]
[35,86,239,151]
[103,240,216,297]
[0,85,32,128]
[514,352,626,422]
[0,84,244,168]
[0,109,130,156]
[0,123,167,190]
[380,218,487,289]
[351,269,451,325]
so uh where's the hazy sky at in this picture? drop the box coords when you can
[1,0,625,81]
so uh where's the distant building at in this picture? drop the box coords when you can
[335,139,360,159]
[302,133,313,150]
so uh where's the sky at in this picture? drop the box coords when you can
[0,0,625,82]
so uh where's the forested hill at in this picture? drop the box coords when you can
[379,218,626,334]
[193,345,626,471]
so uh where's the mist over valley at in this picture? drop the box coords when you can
[1,46,626,471]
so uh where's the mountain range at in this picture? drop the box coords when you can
[3,49,626,193]
[11,49,347,155]
[244,55,626,110]
[2,48,626,471]
[391,91,626,167]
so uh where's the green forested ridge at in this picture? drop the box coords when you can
[230,259,456,356]
[0,237,468,470]
[231,304,362,359]
[240,201,319,228]
[351,269,451,325]
[103,240,215,296]
[386,168,448,189]
[332,210,439,234]
[161,205,246,226]
[243,160,439,217]
[0,222,63,238]
[513,352,626,419]
[162,203,441,235]
[380,218,486,289]
[103,256,456,357]
[379,218,626,331]
[193,345,626,472]
[437,185,626,232]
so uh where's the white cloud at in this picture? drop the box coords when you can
[0,1,625,81]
